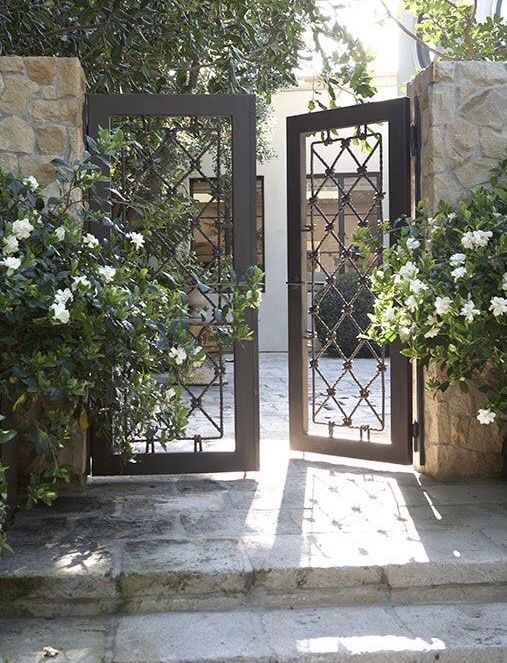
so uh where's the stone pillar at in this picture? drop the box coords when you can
[409,61,507,479]
[0,56,88,490]
[0,56,85,196]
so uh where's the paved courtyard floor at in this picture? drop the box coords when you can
[146,352,390,453]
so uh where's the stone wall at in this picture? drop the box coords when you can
[0,56,85,194]
[0,56,88,491]
[409,61,507,479]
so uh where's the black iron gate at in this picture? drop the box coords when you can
[287,98,412,464]
[88,94,259,475]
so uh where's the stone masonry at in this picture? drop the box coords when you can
[0,56,85,195]
[0,56,87,490]
[409,61,507,479]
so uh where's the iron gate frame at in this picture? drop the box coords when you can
[87,93,260,475]
[287,97,412,465]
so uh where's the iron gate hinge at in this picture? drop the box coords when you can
[409,123,419,158]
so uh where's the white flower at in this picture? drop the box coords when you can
[502,273,507,292]
[449,253,466,267]
[54,288,73,305]
[409,278,428,294]
[169,346,187,365]
[382,306,397,323]
[489,296,507,317]
[477,408,496,425]
[166,387,176,401]
[460,299,480,322]
[12,218,34,240]
[424,326,440,338]
[406,237,420,251]
[405,295,418,312]
[83,233,99,249]
[396,261,419,283]
[448,212,457,221]
[98,265,116,283]
[55,227,66,241]
[461,229,493,249]
[126,231,145,249]
[3,235,19,255]
[71,275,91,291]
[434,296,452,316]
[399,323,416,341]
[2,256,21,275]
[50,302,70,324]
[23,176,39,191]
[472,230,493,247]
[451,266,467,281]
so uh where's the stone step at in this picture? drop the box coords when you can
[1,602,506,662]
[1,528,506,617]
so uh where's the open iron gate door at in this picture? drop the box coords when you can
[88,94,259,475]
[287,98,412,464]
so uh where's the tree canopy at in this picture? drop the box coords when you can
[0,0,376,103]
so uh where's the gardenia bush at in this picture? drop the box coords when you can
[0,135,262,552]
[356,157,507,425]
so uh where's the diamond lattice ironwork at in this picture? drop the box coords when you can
[110,115,234,452]
[307,128,387,437]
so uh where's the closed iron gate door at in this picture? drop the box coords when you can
[88,94,259,475]
[287,98,412,464]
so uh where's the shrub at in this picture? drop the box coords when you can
[355,156,507,425]
[315,271,376,358]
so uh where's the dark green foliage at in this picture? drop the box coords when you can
[315,272,375,358]
[0,0,375,103]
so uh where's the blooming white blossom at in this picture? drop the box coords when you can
[126,231,145,249]
[71,275,91,291]
[424,325,441,339]
[2,256,21,275]
[23,176,39,191]
[399,323,416,341]
[397,261,419,281]
[55,227,66,241]
[451,266,467,281]
[166,387,176,401]
[409,278,428,294]
[449,253,466,267]
[461,229,493,250]
[54,288,73,305]
[382,306,397,323]
[83,233,99,249]
[448,212,457,221]
[169,346,187,365]
[460,299,480,322]
[502,273,507,292]
[489,296,507,317]
[405,295,418,312]
[3,235,19,255]
[434,296,452,316]
[406,237,420,251]
[50,302,70,324]
[12,218,34,240]
[477,408,496,425]
[98,265,116,283]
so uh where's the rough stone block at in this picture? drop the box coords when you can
[455,157,496,189]
[480,126,507,160]
[36,124,67,154]
[0,56,25,74]
[0,152,19,173]
[28,97,82,125]
[460,86,507,129]
[25,56,57,85]
[0,74,39,114]
[18,154,58,184]
[0,116,35,153]
[445,118,480,169]
[456,61,507,87]
[56,58,86,97]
